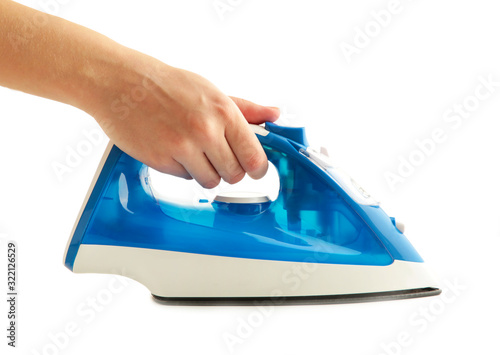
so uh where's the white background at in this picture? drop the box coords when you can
[1,0,499,354]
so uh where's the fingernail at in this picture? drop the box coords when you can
[268,106,280,115]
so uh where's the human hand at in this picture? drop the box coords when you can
[0,0,279,188]
[86,54,280,188]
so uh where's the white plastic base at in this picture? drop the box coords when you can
[73,244,440,299]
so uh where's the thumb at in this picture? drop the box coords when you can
[229,96,280,124]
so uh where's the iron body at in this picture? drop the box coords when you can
[64,123,441,304]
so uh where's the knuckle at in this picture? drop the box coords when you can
[164,130,189,153]
[213,99,236,124]
[170,141,191,161]
[149,155,175,175]
[188,114,218,143]
[186,113,205,133]
[245,151,267,174]
[224,168,245,184]
[147,148,170,172]
[200,175,220,189]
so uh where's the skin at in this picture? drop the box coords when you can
[0,0,280,188]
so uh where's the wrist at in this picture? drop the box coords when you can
[69,42,133,115]
[77,44,171,129]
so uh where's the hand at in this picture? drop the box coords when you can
[0,1,279,189]
[88,55,280,188]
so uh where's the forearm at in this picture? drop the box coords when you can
[0,0,134,114]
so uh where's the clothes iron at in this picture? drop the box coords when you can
[64,122,441,304]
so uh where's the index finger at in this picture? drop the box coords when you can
[224,113,268,180]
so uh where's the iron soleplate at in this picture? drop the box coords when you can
[152,287,442,306]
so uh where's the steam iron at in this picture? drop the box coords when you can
[64,122,441,304]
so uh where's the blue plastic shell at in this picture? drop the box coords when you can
[64,125,423,271]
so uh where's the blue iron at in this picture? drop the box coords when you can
[64,122,441,304]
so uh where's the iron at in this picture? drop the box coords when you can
[63,122,441,304]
